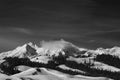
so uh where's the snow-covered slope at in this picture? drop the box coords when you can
[0,42,38,59]
[0,67,111,80]
[86,46,120,57]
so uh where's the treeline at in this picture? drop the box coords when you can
[0,57,47,75]
[52,54,120,79]
[0,57,82,75]
[94,54,120,68]
[55,67,87,75]
[1,55,120,79]
[64,60,120,79]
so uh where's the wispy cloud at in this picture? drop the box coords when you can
[11,27,33,35]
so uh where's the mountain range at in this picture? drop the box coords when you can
[0,40,120,80]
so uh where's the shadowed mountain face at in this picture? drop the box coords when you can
[0,0,120,51]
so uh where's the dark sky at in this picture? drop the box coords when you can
[0,0,120,52]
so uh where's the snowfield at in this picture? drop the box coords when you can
[0,68,112,80]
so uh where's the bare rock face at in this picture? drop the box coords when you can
[25,44,37,57]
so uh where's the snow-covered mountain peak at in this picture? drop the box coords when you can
[105,46,120,56]
[2,40,120,62]
[4,42,38,58]
[0,40,82,60]
[82,46,120,57]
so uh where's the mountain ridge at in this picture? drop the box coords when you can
[0,40,120,80]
